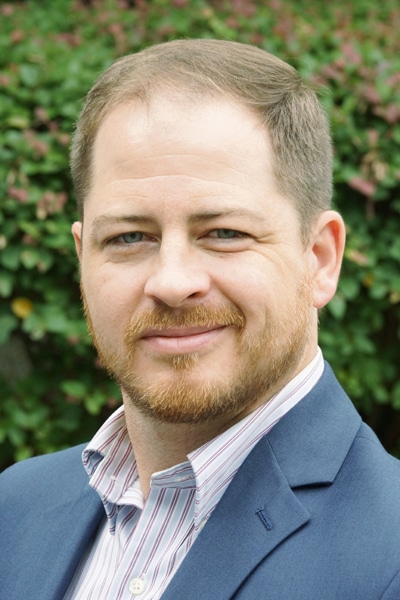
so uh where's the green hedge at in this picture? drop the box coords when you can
[1,0,400,470]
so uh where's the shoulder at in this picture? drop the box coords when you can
[347,421,400,501]
[0,443,88,505]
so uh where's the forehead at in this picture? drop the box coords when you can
[85,95,297,228]
[92,95,272,177]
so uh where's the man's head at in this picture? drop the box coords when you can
[70,39,333,241]
[71,40,344,426]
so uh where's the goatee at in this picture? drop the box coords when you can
[81,272,312,424]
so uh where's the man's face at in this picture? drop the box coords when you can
[73,96,321,425]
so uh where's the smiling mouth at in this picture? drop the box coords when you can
[140,325,227,354]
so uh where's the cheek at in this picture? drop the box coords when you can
[82,270,140,330]
[225,262,306,327]
[220,270,272,326]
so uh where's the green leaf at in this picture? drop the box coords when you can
[326,294,347,320]
[60,380,87,399]
[0,271,14,297]
[0,314,18,344]
[19,63,41,87]
[1,246,21,271]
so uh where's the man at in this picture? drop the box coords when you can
[1,39,400,600]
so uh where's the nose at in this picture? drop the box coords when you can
[144,241,211,307]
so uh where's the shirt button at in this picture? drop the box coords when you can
[129,577,146,595]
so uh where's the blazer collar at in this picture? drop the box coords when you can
[162,363,362,600]
[267,361,362,487]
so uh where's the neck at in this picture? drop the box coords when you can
[123,398,242,499]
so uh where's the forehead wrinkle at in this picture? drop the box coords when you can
[103,147,265,182]
[188,209,268,225]
[105,172,253,186]
[104,175,274,205]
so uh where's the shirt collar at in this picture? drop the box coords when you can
[187,348,324,528]
[82,349,324,529]
[83,406,139,517]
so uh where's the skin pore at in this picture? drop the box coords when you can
[72,95,345,496]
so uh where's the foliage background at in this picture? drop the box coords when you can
[1,0,400,470]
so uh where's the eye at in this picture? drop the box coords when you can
[210,228,248,239]
[119,232,144,243]
[108,231,148,245]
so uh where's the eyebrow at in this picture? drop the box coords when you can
[91,208,266,231]
[89,214,154,245]
[91,214,155,229]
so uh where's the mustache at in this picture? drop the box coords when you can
[124,305,245,343]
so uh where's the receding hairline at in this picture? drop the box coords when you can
[70,38,333,240]
[80,89,296,224]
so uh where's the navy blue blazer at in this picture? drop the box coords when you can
[2,363,400,599]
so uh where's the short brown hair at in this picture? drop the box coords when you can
[70,39,332,238]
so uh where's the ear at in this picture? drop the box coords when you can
[309,210,346,309]
[71,221,83,261]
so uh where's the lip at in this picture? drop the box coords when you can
[140,325,227,354]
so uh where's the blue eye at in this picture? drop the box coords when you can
[120,232,144,243]
[215,229,241,239]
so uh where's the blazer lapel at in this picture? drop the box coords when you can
[32,486,104,600]
[162,436,310,600]
[162,363,362,600]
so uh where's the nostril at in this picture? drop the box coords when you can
[144,264,211,308]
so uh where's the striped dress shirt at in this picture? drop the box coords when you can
[64,349,324,599]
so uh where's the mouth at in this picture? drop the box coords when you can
[139,325,227,354]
